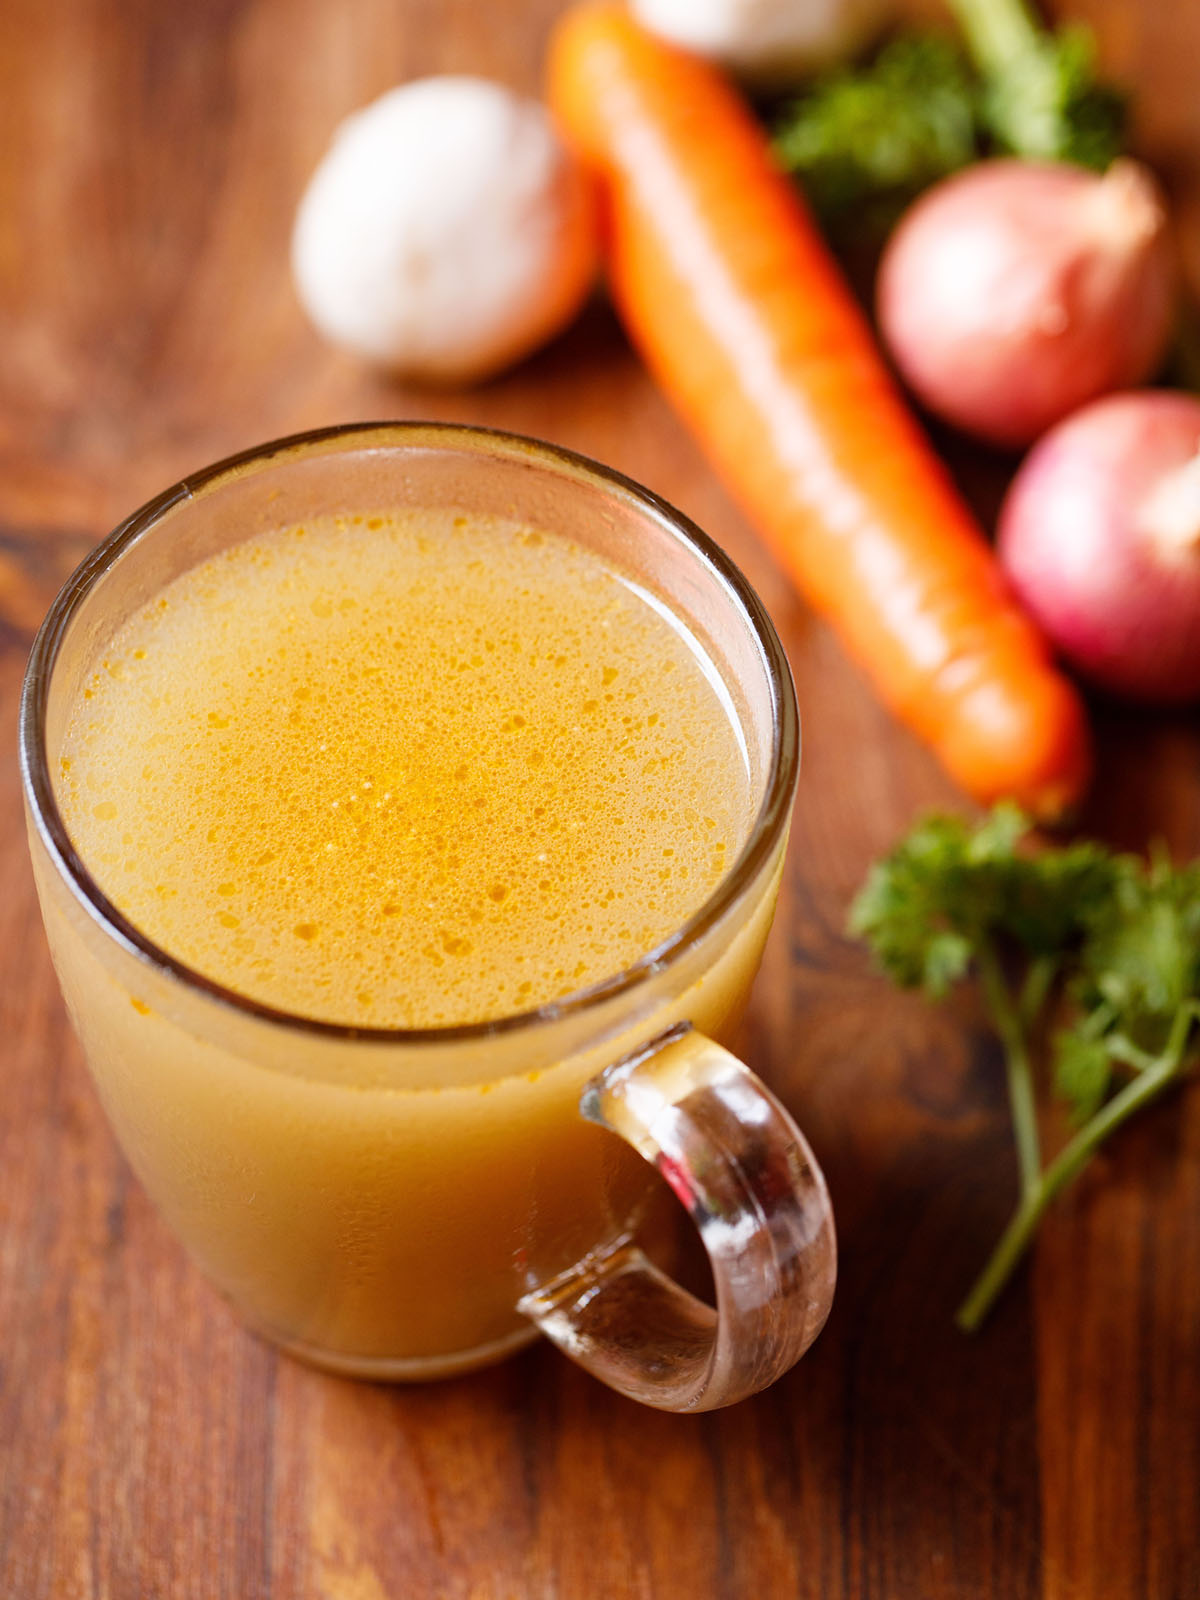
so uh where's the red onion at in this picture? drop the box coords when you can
[997,391,1200,705]
[877,160,1176,449]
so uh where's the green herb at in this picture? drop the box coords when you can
[771,0,1127,232]
[770,32,979,227]
[951,0,1126,170]
[849,806,1200,1329]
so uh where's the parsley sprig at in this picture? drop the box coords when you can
[771,33,979,229]
[771,0,1126,232]
[952,0,1126,170]
[849,807,1200,1329]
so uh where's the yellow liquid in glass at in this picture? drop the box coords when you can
[60,510,753,1027]
[44,509,779,1370]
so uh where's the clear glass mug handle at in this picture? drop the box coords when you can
[517,1022,837,1412]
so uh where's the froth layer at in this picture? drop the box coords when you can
[59,510,754,1026]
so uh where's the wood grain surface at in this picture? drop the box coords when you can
[2,2,1199,1596]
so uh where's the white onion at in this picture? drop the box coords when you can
[292,78,598,383]
[997,391,1200,704]
[877,160,1176,449]
[629,0,891,84]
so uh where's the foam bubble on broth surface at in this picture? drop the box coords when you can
[58,510,755,1027]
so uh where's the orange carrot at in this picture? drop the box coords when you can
[546,3,1092,819]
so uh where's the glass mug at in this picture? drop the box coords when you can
[20,424,836,1412]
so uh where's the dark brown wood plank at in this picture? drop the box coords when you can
[2,1,1199,1596]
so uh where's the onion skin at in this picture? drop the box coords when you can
[998,391,1200,705]
[877,160,1177,449]
[629,0,891,84]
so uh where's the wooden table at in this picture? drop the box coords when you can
[2,2,1198,1594]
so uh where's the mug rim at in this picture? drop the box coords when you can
[19,421,800,1046]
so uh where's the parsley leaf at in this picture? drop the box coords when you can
[1075,856,1200,1044]
[849,808,1199,1328]
[1052,1030,1112,1124]
[770,0,1126,236]
[771,32,978,227]
[848,802,1123,982]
